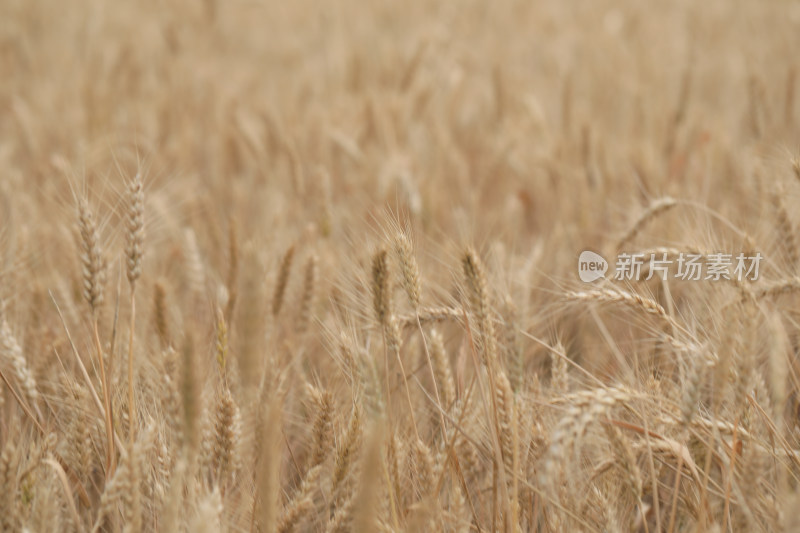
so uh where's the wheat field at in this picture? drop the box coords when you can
[2,0,800,531]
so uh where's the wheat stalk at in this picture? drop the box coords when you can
[352,422,383,533]
[257,395,283,533]
[225,217,239,322]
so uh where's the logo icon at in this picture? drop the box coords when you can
[578,251,608,282]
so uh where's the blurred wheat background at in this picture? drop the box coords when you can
[2,0,800,531]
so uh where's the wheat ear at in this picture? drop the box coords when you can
[297,253,318,334]
[462,246,498,367]
[394,232,421,309]
[126,172,144,450]
[307,385,334,468]
[332,406,362,508]
[77,198,115,477]
[430,329,456,411]
[78,198,106,314]
[371,246,417,436]
[0,319,39,414]
[277,464,321,533]
[153,280,170,349]
[207,384,241,485]
[616,197,677,251]
[773,188,798,272]
[566,288,685,334]
[395,232,447,435]
[462,246,513,527]
[272,245,295,316]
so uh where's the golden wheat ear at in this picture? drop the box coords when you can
[394,232,421,310]
[153,280,171,349]
[462,246,498,367]
[0,319,40,413]
[125,172,145,449]
[296,252,318,334]
[272,244,296,317]
[76,195,116,477]
[125,173,144,288]
[76,198,107,314]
